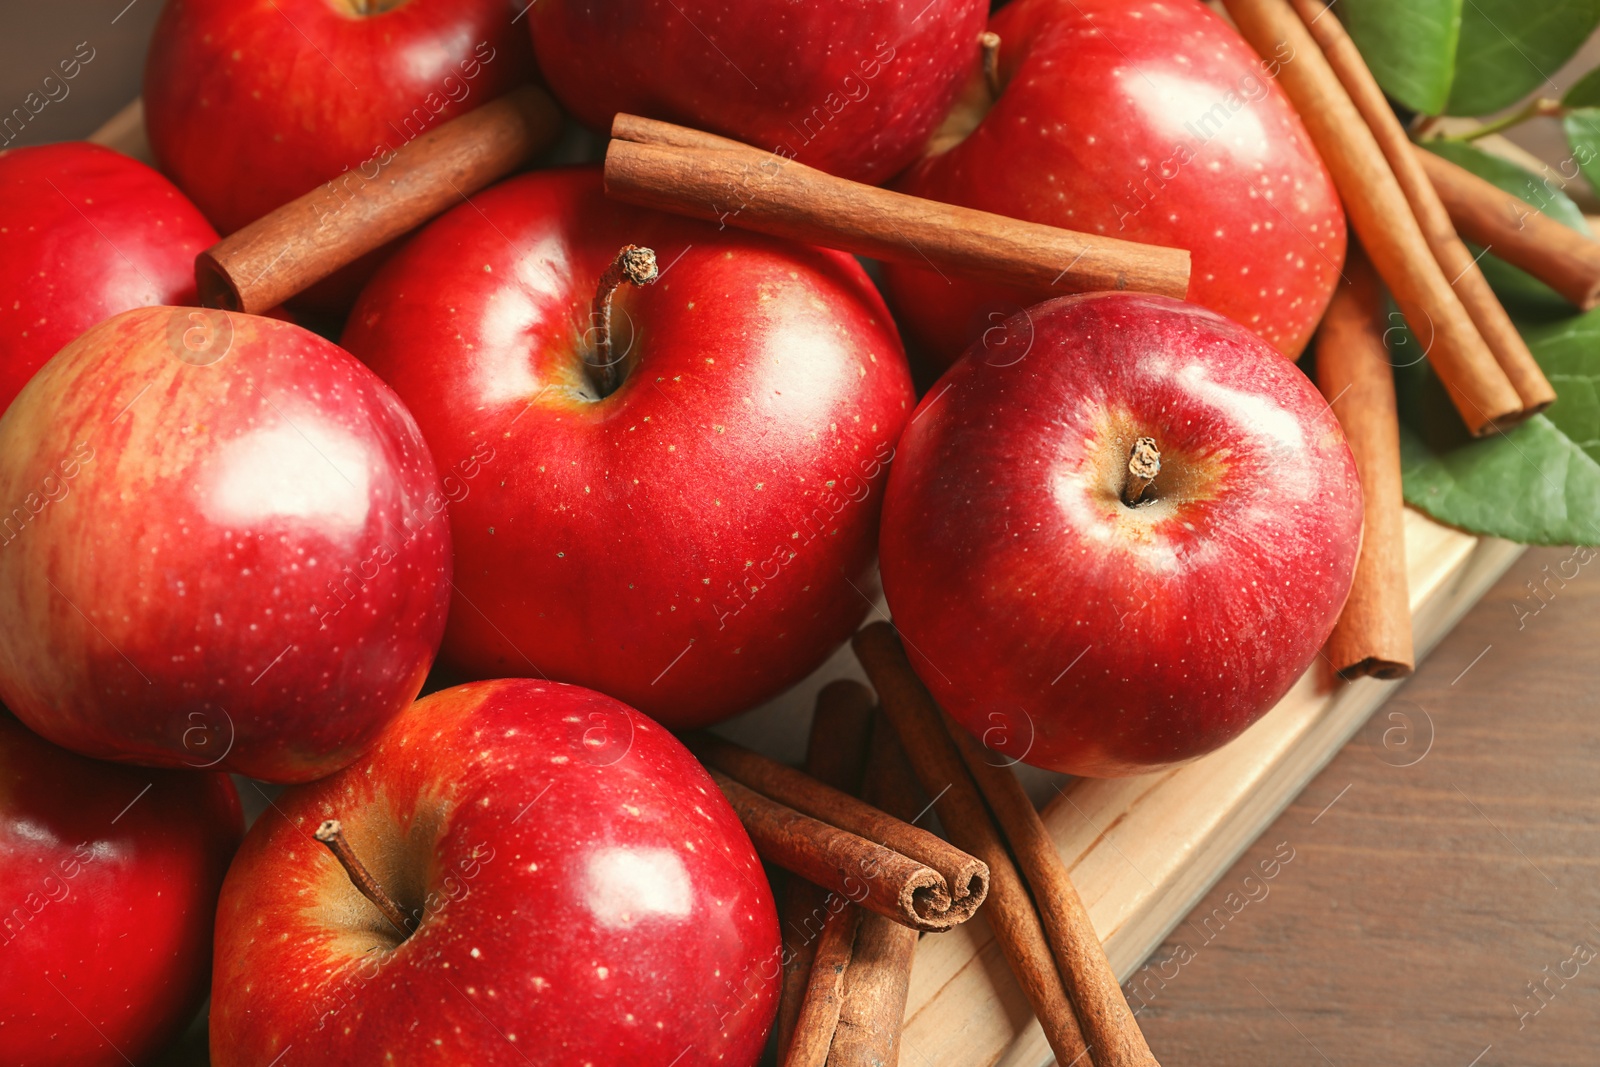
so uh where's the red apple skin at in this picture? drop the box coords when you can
[143,0,535,309]
[0,712,242,1067]
[881,293,1362,776]
[343,167,914,728]
[883,0,1346,366]
[211,678,780,1067]
[0,142,218,415]
[0,307,451,782]
[529,0,988,186]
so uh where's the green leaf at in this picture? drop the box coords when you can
[1562,109,1600,199]
[1397,309,1600,545]
[1418,141,1589,314]
[1338,0,1461,115]
[1399,417,1600,544]
[1444,0,1600,116]
[1561,64,1600,106]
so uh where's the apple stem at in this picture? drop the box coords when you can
[314,819,412,937]
[588,245,660,396]
[1122,437,1161,507]
[980,32,1003,100]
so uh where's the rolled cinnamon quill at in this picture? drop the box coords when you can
[195,85,561,314]
[786,905,862,1067]
[604,114,1191,303]
[708,770,976,933]
[1417,146,1600,313]
[685,732,988,921]
[775,680,876,1060]
[828,720,924,1067]
[1288,0,1554,416]
[1317,245,1415,679]
[851,623,1091,1067]
[1222,0,1523,435]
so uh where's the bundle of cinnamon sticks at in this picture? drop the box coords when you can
[852,623,1162,1067]
[685,683,963,1066]
[1223,0,1552,436]
[1220,0,1600,679]
[702,642,1163,1067]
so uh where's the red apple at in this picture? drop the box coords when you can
[342,167,913,728]
[0,307,451,782]
[143,0,537,310]
[883,0,1346,366]
[0,142,218,415]
[880,293,1362,776]
[211,678,780,1066]
[529,0,989,185]
[0,711,242,1067]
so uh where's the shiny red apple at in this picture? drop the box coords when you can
[144,0,536,310]
[0,711,242,1067]
[880,293,1362,776]
[146,0,536,235]
[529,0,988,185]
[0,142,218,415]
[343,167,913,728]
[210,678,780,1066]
[0,307,451,782]
[883,0,1346,366]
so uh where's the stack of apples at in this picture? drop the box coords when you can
[0,0,1363,1064]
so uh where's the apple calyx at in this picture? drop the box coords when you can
[587,244,659,397]
[314,819,412,939]
[1121,436,1161,508]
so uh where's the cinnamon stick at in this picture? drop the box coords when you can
[786,904,863,1067]
[605,115,1191,303]
[776,681,876,1060]
[947,725,1162,1067]
[708,769,974,933]
[195,85,561,314]
[613,112,750,154]
[1317,244,1415,679]
[851,623,1091,1067]
[685,733,988,921]
[1288,0,1555,416]
[1417,146,1600,312]
[1221,0,1522,435]
[828,721,925,1067]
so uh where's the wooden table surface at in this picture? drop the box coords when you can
[1133,544,1600,1066]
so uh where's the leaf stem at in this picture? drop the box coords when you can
[1444,98,1566,143]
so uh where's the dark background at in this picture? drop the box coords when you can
[0,1,162,147]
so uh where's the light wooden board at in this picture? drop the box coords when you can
[89,103,1524,1067]
[898,516,1521,1067]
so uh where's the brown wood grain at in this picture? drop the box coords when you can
[1131,545,1600,1065]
